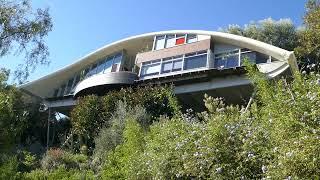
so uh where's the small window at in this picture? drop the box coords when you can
[172,60,182,71]
[154,36,165,50]
[184,54,207,70]
[141,63,161,77]
[175,37,185,45]
[161,61,172,73]
[187,34,197,43]
[165,35,175,48]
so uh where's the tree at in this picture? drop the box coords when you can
[0,0,52,83]
[221,18,300,51]
[0,68,47,151]
[295,0,320,68]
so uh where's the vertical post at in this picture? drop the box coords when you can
[238,49,241,67]
[46,107,51,150]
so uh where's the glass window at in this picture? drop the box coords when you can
[72,74,80,89]
[154,36,165,50]
[95,60,105,74]
[165,35,176,48]
[215,57,225,69]
[241,52,256,65]
[65,78,74,95]
[53,89,59,97]
[214,53,239,69]
[226,55,239,68]
[59,84,66,97]
[103,56,114,73]
[175,37,185,45]
[161,61,172,73]
[141,63,160,77]
[187,34,197,43]
[184,54,207,70]
[172,60,182,71]
[113,53,122,64]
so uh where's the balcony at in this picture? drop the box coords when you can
[73,71,138,97]
[137,48,272,81]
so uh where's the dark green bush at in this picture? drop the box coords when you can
[0,154,21,179]
[70,85,180,150]
[24,167,95,180]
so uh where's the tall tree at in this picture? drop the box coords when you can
[295,0,320,68]
[0,0,52,83]
[221,18,299,51]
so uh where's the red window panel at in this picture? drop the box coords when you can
[175,37,185,45]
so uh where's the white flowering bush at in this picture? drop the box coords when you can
[99,64,320,179]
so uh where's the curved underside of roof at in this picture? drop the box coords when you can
[19,30,298,98]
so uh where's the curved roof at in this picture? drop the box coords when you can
[19,30,298,98]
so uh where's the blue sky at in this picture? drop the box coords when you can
[1,0,307,82]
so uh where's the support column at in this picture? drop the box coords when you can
[46,107,51,150]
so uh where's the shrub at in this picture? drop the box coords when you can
[71,85,180,151]
[24,167,95,180]
[0,154,21,179]
[102,118,145,179]
[41,148,88,171]
[92,101,148,173]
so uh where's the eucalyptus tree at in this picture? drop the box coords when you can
[0,0,52,83]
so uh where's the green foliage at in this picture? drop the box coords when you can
[0,154,21,179]
[40,148,89,172]
[102,118,145,179]
[0,0,53,82]
[93,66,320,179]
[0,69,47,151]
[0,69,29,149]
[70,85,180,149]
[295,0,320,67]
[70,95,103,138]
[221,18,299,51]
[92,101,148,174]
[24,167,95,180]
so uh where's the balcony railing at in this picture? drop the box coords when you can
[139,48,271,80]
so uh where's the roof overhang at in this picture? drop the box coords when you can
[19,30,298,98]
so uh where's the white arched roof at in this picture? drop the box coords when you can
[19,30,298,98]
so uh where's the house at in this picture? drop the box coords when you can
[20,30,298,114]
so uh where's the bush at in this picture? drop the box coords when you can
[0,154,21,179]
[102,118,145,179]
[71,85,180,151]
[41,148,88,171]
[92,101,148,173]
[24,167,95,180]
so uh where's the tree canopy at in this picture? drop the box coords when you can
[220,18,300,51]
[0,0,52,83]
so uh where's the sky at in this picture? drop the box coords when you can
[1,0,308,82]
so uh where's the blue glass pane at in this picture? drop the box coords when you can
[103,58,113,73]
[215,58,225,69]
[113,53,122,64]
[241,52,256,64]
[161,62,172,73]
[172,60,182,71]
[141,63,160,76]
[184,54,207,70]
[225,55,239,68]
